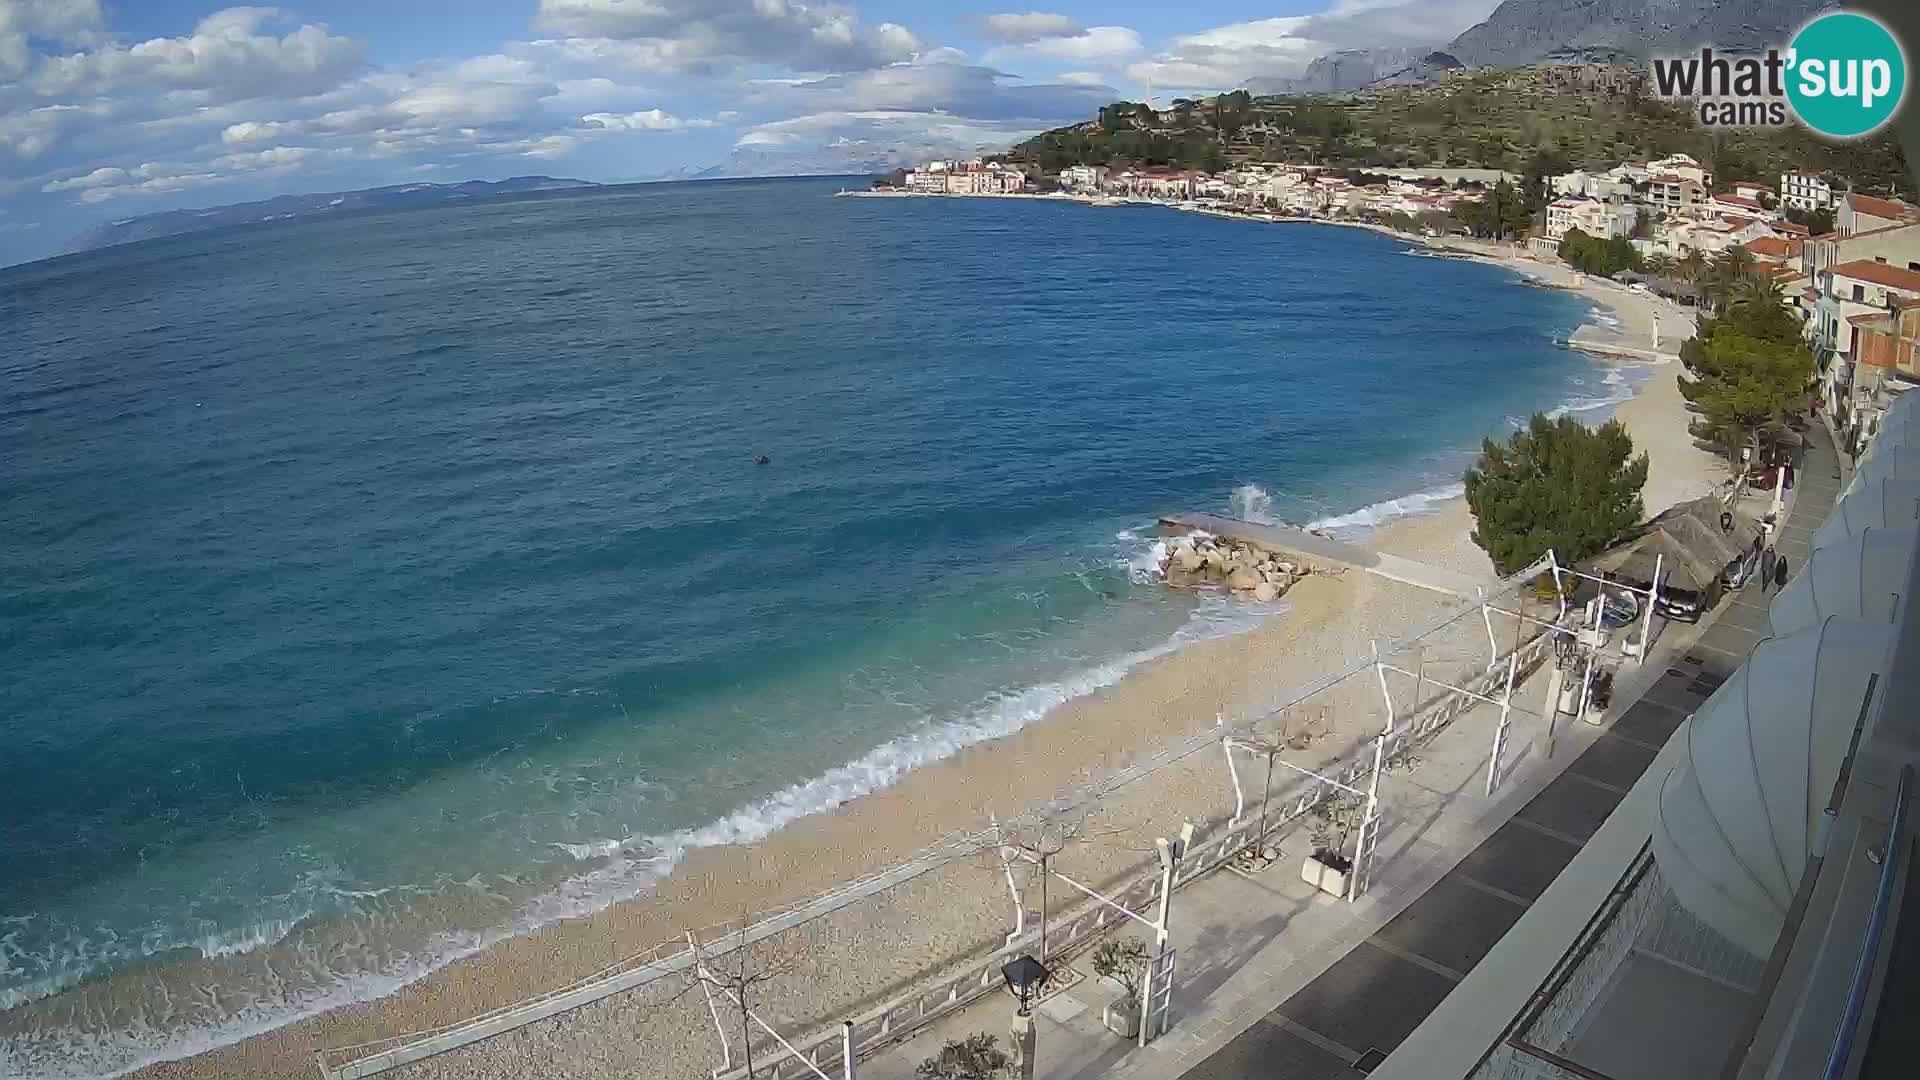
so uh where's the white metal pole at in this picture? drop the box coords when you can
[841,1021,855,1080]
[1141,835,1177,1048]
[1479,587,1498,671]
[1221,726,1244,828]
[1548,549,1567,622]
[1637,553,1662,666]
[1372,639,1394,738]
[991,815,1025,945]
[1485,652,1519,796]
[1578,599,1600,725]
[688,932,732,1073]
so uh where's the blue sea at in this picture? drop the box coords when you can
[0,178,1627,1075]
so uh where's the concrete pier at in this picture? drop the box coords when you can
[1157,512,1489,598]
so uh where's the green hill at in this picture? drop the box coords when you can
[1005,73,1910,196]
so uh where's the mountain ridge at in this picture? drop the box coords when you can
[61,176,597,255]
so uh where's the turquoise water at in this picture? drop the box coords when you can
[0,178,1618,1075]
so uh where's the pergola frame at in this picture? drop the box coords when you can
[694,931,855,1080]
[991,820,1194,1047]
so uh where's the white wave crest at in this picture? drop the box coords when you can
[1306,482,1465,537]
[194,918,304,960]
[1229,483,1276,524]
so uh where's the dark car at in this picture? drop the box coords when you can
[1721,552,1760,591]
[1655,585,1707,622]
[1614,574,1709,623]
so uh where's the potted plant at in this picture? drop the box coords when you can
[1301,791,1364,897]
[918,1033,1010,1079]
[1091,939,1151,1038]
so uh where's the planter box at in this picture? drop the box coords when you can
[1301,855,1350,897]
[1102,997,1141,1039]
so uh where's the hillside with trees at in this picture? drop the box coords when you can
[1005,73,1910,197]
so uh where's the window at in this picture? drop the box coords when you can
[1877,256,1889,264]
[1854,284,1866,302]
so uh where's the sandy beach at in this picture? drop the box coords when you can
[93,220,1728,1080]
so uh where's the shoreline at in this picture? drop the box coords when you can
[74,203,1719,1080]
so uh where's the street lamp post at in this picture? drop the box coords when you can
[1001,954,1049,1080]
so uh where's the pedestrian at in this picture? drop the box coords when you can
[1775,555,1790,592]
[1720,510,1735,535]
[1761,546,1778,593]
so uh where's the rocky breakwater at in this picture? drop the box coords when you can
[1150,532,1313,602]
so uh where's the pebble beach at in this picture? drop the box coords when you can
[109,228,1731,1080]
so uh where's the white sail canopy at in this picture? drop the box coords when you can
[1809,472,1920,553]
[1654,619,1893,957]
[1769,528,1916,636]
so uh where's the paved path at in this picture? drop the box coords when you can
[1151,424,1845,1080]
[1682,421,1842,682]
[1159,513,1490,599]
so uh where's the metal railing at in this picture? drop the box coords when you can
[1821,762,1913,1080]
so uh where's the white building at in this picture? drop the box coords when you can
[1649,153,1710,186]
[1781,170,1835,211]
[1550,170,1632,201]
[1545,196,1638,241]
[1059,165,1108,190]
[1647,175,1705,213]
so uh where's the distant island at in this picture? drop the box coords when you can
[61,176,598,255]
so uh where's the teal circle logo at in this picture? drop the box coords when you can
[1786,12,1906,138]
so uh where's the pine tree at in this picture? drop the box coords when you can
[1465,415,1650,576]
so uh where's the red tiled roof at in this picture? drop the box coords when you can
[1852,313,1890,326]
[1776,222,1810,236]
[1849,193,1920,222]
[1731,181,1775,191]
[1830,259,1920,292]
[1716,194,1765,210]
[1744,236,1797,258]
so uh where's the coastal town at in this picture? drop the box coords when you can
[869,147,1920,462]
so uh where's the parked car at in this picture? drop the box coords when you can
[1721,552,1760,590]
[1656,585,1708,622]
[1612,574,1707,623]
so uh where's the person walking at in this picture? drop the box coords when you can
[1775,555,1790,592]
[1761,546,1778,593]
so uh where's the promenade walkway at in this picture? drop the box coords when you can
[854,427,1842,1080]
[1150,423,1843,1080]
[1158,513,1489,599]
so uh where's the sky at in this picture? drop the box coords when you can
[0,0,1505,262]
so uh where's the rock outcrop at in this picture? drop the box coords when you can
[1150,532,1312,601]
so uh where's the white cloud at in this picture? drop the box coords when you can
[1124,0,1500,92]
[987,25,1143,67]
[221,118,296,145]
[1126,18,1325,90]
[1054,71,1106,86]
[0,0,104,79]
[736,109,1035,154]
[533,0,922,74]
[580,108,713,132]
[749,61,1112,124]
[40,161,120,190]
[977,13,1081,44]
[40,142,317,202]
[27,7,363,101]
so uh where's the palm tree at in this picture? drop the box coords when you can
[1728,274,1783,317]
[1644,253,1677,280]
[1676,249,1707,283]
[1702,248,1759,313]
